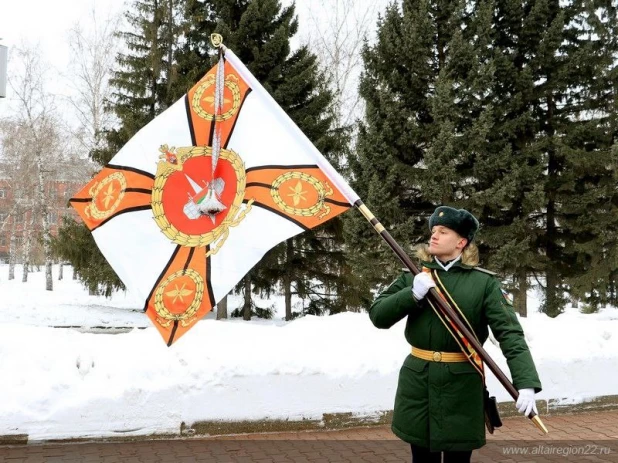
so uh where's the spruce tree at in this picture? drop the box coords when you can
[468,0,552,316]
[547,1,618,313]
[172,0,218,100]
[350,0,618,318]
[200,0,350,319]
[102,0,181,165]
[346,0,488,305]
[493,0,618,316]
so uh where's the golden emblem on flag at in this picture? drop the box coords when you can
[151,145,253,255]
[153,268,205,327]
[85,172,127,220]
[192,73,242,122]
[270,171,334,219]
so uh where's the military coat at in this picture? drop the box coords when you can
[369,259,542,451]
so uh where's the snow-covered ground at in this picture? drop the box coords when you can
[1,265,617,441]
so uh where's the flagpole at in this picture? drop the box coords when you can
[210,34,546,434]
[213,35,362,208]
[354,199,548,435]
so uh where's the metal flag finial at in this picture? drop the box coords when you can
[210,34,223,48]
[531,415,549,434]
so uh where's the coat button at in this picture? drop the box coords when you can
[433,351,442,362]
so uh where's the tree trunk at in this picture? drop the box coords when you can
[284,238,293,321]
[58,263,63,280]
[544,270,561,317]
[22,212,34,283]
[8,217,17,281]
[22,260,28,282]
[570,295,578,309]
[216,295,228,320]
[150,0,160,119]
[543,93,562,318]
[164,0,175,108]
[243,276,252,320]
[36,150,53,291]
[513,269,528,317]
[45,260,53,290]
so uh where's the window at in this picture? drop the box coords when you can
[0,235,5,247]
[0,213,6,223]
[48,211,58,224]
[0,189,5,198]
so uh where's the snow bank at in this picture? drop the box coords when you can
[1,266,617,440]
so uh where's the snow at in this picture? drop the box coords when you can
[1,265,617,441]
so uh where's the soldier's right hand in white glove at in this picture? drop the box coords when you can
[516,388,538,416]
[412,272,436,300]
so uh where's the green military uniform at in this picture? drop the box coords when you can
[369,260,542,452]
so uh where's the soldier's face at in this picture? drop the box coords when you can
[429,226,467,260]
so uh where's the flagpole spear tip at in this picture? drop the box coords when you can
[531,415,549,434]
[210,34,224,49]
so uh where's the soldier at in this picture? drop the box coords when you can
[369,206,542,463]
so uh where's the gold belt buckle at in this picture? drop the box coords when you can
[432,351,442,362]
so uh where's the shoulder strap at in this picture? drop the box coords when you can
[427,269,485,380]
[432,270,480,344]
[474,266,497,276]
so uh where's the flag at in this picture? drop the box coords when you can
[70,46,359,346]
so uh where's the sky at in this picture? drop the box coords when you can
[0,0,388,61]
[1,264,617,441]
[0,0,392,119]
[0,0,125,66]
[0,0,126,120]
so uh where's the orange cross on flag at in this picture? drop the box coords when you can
[70,46,359,346]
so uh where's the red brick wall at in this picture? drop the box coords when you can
[0,179,83,261]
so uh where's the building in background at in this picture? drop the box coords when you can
[0,159,93,263]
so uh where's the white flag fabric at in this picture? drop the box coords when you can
[71,47,359,345]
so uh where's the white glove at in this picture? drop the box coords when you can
[516,388,538,416]
[412,272,436,300]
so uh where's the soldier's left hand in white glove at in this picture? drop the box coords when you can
[516,388,537,416]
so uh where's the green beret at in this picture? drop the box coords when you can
[429,206,479,243]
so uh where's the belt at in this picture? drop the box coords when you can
[411,346,468,363]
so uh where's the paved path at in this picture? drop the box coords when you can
[1,410,617,462]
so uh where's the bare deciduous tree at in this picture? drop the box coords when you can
[299,0,387,134]
[66,6,120,154]
[8,44,64,290]
[22,208,36,282]
[0,119,38,280]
